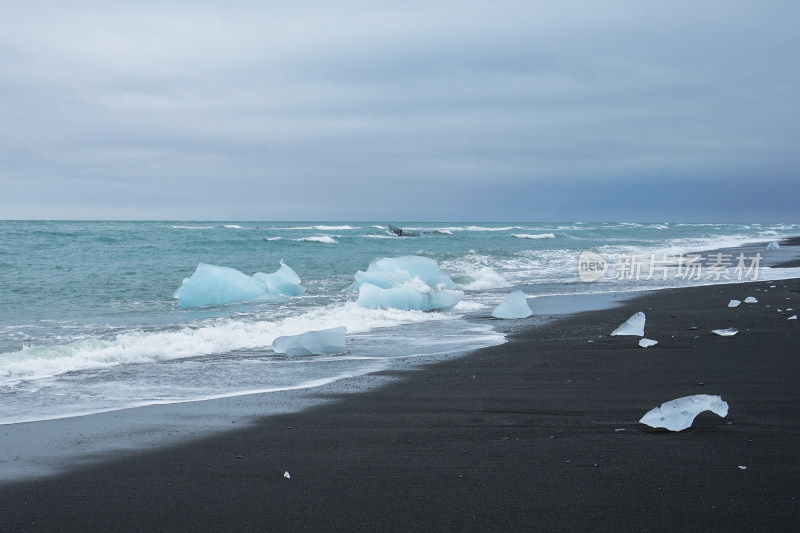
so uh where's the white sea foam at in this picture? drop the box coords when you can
[512,233,556,240]
[452,267,511,290]
[0,303,452,385]
[171,225,214,229]
[434,226,524,232]
[295,235,338,244]
[281,225,359,231]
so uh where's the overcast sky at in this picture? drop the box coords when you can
[1,1,798,221]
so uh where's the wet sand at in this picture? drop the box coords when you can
[2,278,799,531]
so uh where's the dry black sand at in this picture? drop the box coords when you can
[2,279,799,532]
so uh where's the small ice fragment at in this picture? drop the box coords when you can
[491,290,532,319]
[766,241,780,250]
[712,328,738,336]
[614,428,626,432]
[789,315,798,320]
[738,465,747,470]
[284,471,291,479]
[639,394,729,431]
[639,338,658,348]
[728,299,741,308]
[611,312,645,337]
[272,327,347,356]
[744,297,758,304]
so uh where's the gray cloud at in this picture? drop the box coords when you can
[1,1,798,220]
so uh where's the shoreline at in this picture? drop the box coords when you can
[2,274,799,530]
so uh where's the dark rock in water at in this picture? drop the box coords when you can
[388,224,419,237]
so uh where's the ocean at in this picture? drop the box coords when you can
[1,221,798,425]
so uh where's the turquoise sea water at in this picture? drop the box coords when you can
[1,221,798,424]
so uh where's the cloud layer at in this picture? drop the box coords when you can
[2,1,798,220]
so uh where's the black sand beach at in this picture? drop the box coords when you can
[2,277,800,532]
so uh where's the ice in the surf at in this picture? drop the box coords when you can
[610,312,645,336]
[356,283,462,311]
[491,290,532,319]
[352,256,462,311]
[639,338,658,348]
[272,326,347,356]
[349,256,457,291]
[640,394,729,431]
[174,262,304,308]
[767,241,780,250]
[252,261,305,296]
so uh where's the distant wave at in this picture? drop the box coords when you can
[281,225,359,231]
[223,224,244,229]
[295,236,338,244]
[437,226,524,232]
[511,233,556,239]
[171,225,214,230]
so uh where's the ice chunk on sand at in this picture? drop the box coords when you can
[767,241,780,250]
[712,328,738,336]
[283,471,291,479]
[639,338,658,348]
[356,283,462,311]
[789,315,797,320]
[744,297,758,303]
[174,263,292,308]
[492,290,532,319]
[272,326,347,356]
[252,261,305,297]
[611,312,645,336]
[349,256,456,291]
[640,394,728,431]
[728,299,741,308]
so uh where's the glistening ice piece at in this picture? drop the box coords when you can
[640,394,729,431]
[491,291,532,319]
[272,327,347,356]
[610,312,645,336]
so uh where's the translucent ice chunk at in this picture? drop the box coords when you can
[712,328,738,336]
[744,297,758,303]
[728,299,741,308]
[272,326,347,356]
[174,263,290,308]
[767,241,780,250]
[356,283,462,311]
[252,261,305,296]
[640,394,729,431]
[639,338,658,348]
[610,312,645,336]
[789,315,797,320]
[491,290,532,319]
[349,256,456,291]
